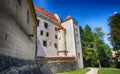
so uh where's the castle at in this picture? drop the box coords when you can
[34,6,83,69]
[0,0,83,73]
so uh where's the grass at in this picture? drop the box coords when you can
[99,68,120,74]
[57,68,90,74]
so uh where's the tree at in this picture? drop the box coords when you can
[94,27,105,68]
[82,25,95,67]
[81,25,112,67]
[79,25,84,44]
[101,43,112,67]
[108,13,120,50]
[94,27,112,67]
[108,13,120,68]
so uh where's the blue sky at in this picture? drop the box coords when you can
[33,0,120,47]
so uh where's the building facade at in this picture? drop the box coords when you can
[35,6,83,68]
[61,16,83,68]
[35,6,61,56]
[0,0,40,73]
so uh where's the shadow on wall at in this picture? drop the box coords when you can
[37,39,46,56]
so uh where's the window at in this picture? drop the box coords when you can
[17,0,22,6]
[37,19,40,24]
[59,37,61,40]
[76,28,77,32]
[54,43,57,48]
[44,22,48,29]
[55,35,57,39]
[40,30,43,35]
[49,42,51,46]
[5,34,7,40]
[43,40,47,47]
[76,34,78,37]
[78,53,80,58]
[55,27,57,31]
[77,41,79,44]
[46,32,49,37]
[27,10,30,24]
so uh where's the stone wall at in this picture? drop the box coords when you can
[0,55,40,74]
[0,0,40,73]
[37,56,77,74]
[0,0,36,61]
[39,61,77,74]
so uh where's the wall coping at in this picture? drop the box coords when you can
[36,56,75,59]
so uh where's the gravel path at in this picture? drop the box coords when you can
[86,68,98,74]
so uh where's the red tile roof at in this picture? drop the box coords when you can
[34,6,58,21]
[58,25,65,29]
[64,15,72,22]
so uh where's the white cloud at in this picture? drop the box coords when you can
[113,11,118,15]
[109,11,118,16]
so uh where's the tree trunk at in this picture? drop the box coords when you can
[91,60,94,67]
[99,60,101,68]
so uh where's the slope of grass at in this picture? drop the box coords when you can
[57,68,90,74]
[99,68,120,74]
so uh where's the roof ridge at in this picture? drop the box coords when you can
[63,15,72,22]
[34,5,58,21]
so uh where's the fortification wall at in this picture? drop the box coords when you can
[37,56,77,74]
[0,0,40,73]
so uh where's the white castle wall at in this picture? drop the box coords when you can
[58,28,66,56]
[61,19,76,57]
[73,21,83,68]
[36,12,60,56]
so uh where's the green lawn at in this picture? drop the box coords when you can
[57,68,90,74]
[99,68,120,74]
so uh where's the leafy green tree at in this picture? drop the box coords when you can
[94,27,112,67]
[80,25,112,67]
[108,13,120,68]
[79,25,84,44]
[94,27,105,67]
[108,13,120,50]
[82,25,95,67]
[102,43,112,67]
